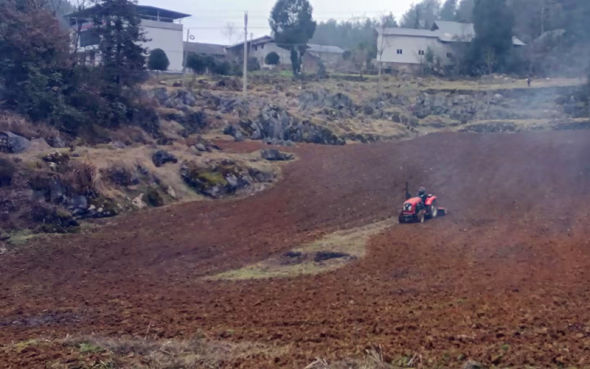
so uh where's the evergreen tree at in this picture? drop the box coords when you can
[92,0,147,101]
[401,0,440,29]
[0,0,71,120]
[440,0,457,21]
[468,0,514,74]
[269,0,316,77]
[455,0,474,22]
[381,13,398,27]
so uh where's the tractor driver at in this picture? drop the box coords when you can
[417,186,428,205]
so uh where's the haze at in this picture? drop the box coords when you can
[137,0,415,44]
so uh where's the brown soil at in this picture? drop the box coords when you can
[2,131,590,368]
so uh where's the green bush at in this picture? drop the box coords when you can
[265,52,280,65]
[211,60,232,75]
[185,53,212,74]
[247,57,260,72]
[148,48,169,71]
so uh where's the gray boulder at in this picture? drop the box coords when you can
[150,87,169,105]
[165,89,197,109]
[240,106,344,145]
[462,360,485,369]
[261,149,293,161]
[0,131,30,153]
[152,150,178,167]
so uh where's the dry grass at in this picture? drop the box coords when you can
[209,218,395,281]
[74,143,285,205]
[304,347,430,369]
[58,334,287,369]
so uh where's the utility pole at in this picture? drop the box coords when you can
[243,11,248,97]
[377,23,385,98]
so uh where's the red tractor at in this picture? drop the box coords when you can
[398,184,447,224]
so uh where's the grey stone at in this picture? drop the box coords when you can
[152,150,178,167]
[261,149,293,161]
[462,360,484,369]
[0,131,30,153]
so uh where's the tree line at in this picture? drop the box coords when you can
[0,0,156,134]
[307,0,590,77]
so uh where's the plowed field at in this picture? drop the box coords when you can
[2,131,590,368]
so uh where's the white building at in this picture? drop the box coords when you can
[67,5,190,72]
[377,21,525,69]
[226,36,291,67]
[226,36,345,69]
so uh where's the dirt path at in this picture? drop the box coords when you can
[2,131,590,368]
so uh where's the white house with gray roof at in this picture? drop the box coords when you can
[226,36,344,68]
[377,21,525,68]
[67,5,190,72]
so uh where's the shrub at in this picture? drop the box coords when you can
[185,53,212,74]
[145,187,164,207]
[103,165,138,186]
[211,60,232,75]
[247,57,260,72]
[265,52,280,65]
[148,48,169,71]
[0,157,15,187]
[64,161,96,195]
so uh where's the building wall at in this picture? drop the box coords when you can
[141,19,184,72]
[314,52,343,68]
[72,19,185,72]
[378,34,452,66]
[250,42,292,66]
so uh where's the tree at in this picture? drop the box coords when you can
[311,18,378,52]
[92,0,147,103]
[401,0,440,29]
[352,41,374,77]
[185,53,210,74]
[381,13,398,27]
[269,0,316,77]
[0,0,71,121]
[265,51,280,65]
[440,0,457,20]
[455,0,474,22]
[467,0,514,74]
[148,48,169,71]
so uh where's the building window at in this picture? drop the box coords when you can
[418,50,425,55]
[396,49,403,54]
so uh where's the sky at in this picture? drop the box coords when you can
[138,0,416,45]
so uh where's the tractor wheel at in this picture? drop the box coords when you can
[430,201,438,218]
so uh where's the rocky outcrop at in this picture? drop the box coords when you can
[152,150,178,167]
[0,131,30,153]
[30,204,79,233]
[299,90,357,118]
[261,149,293,161]
[180,160,274,198]
[232,106,344,145]
[149,88,198,110]
[413,93,479,123]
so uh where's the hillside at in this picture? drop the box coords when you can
[2,129,590,368]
